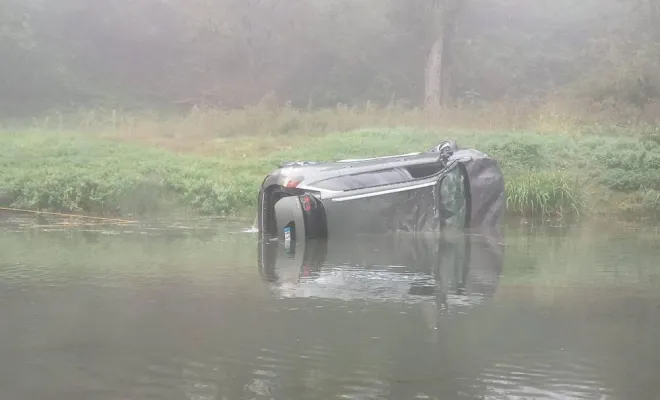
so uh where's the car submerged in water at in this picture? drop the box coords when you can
[256,140,505,247]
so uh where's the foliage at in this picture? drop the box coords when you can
[3,121,660,222]
[590,138,660,192]
[505,172,584,219]
[617,190,660,220]
[0,132,257,216]
[2,0,660,122]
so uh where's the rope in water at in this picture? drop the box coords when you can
[0,206,138,224]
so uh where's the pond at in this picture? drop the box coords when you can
[0,214,659,400]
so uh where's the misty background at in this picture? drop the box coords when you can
[1,0,660,124]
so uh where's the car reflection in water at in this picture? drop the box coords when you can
[258,227,504,325]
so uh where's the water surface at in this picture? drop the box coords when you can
[1,214,659,400]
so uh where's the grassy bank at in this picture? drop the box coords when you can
[2,109,660,222]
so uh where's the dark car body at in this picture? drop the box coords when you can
[256,140,505,247]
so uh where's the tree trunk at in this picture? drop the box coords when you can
[440,6,457,106]
[424,0,461,109]
[424,36,444,109]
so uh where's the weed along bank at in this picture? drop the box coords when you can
[1,128,659,223]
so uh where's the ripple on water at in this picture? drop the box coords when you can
[128,342,392,400]
[1,261,71,287]
[476,351,613,399]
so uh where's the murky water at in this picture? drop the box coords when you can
[1,214,659,400]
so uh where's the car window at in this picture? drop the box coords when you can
[312,168,412,191]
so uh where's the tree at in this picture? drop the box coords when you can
[424,0,464,109]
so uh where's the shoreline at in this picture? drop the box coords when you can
[1,126,658,225]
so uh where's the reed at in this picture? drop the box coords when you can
[505,172,584,219]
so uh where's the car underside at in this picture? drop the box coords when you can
[256,140,505,248]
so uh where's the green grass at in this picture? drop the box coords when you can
[0,131,257,217]
[506,172,584,219]
[2,119,660,222]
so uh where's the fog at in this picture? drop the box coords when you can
[2,0,659,120]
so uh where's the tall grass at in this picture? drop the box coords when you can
[2,104,660,222]
[0,132,258,217]
[12,101,657,153]
[506,172,584,219]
